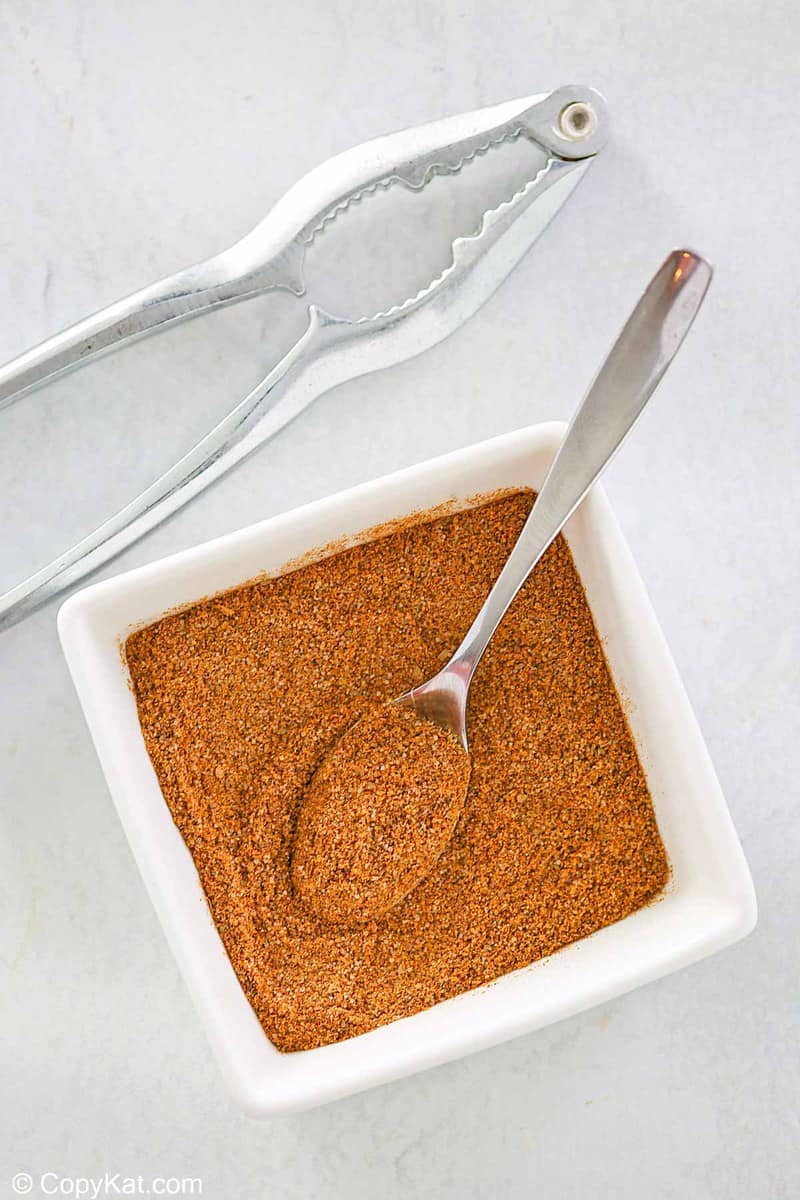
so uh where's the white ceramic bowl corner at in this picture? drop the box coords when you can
[58,424,756,1114]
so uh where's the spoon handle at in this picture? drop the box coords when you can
[455,248,712,677]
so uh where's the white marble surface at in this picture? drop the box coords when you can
[1,2,798,1196]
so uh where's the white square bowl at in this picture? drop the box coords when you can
[58,423,756,1115]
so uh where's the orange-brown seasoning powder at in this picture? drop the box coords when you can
[125,491,668,1052]
[291,704,472,924]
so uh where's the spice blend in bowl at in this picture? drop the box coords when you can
[125,490,669,1053]
[291,703,472,924]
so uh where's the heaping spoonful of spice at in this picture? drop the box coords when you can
[291,249,712,924]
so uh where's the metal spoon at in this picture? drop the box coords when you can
[395,248,712,749]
